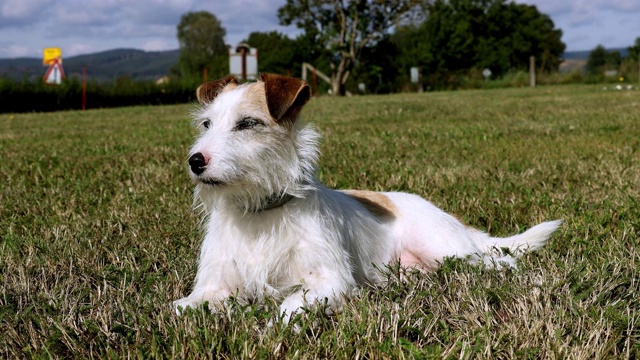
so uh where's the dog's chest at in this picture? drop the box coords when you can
[221,221,304,295]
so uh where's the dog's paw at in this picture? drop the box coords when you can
[173,297,198,315]
[279,295,304,324]
[173,288,231,315]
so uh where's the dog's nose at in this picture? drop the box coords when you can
[189,152,208,175]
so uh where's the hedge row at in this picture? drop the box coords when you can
[0,77,202,114]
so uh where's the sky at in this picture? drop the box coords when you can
[1,0,639,59]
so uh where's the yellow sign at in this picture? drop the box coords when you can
[43,48,62,65]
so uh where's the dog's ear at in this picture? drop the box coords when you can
[196,75,238,105]
[260,73,311,124]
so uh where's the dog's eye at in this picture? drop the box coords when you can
[202,120,211,129]
[234,117,261,131]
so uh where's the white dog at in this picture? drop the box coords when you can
[173,73,561,322]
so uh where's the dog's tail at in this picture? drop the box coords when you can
[476,220,562,265]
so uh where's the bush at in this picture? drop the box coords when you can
[0,76,201,113]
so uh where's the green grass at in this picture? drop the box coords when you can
[1,85,639,358]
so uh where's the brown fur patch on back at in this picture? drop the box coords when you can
[341,190,397,220]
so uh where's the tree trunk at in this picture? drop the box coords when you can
[330,55,352,96]
[331,76,346,96]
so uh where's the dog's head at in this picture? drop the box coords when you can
[189,74,319,211]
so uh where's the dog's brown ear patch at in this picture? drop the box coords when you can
[196,75,238,104]
[260,73,311,124]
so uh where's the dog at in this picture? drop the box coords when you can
[173,73,562,322]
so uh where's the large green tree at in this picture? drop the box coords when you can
[174,11,228,80]
[350,36,401,94]
[242,32,301,77]
[393,0,565,89]
[278,0,421,96]
[481,1,565,73]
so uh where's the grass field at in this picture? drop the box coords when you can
[1,85,639,358]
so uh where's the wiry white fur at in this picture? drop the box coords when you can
[174,79,562,323]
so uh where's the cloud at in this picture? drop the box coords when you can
[519,0,572,16]
[4,0,636,58]
[0,0,51,27]
[0,0,49,19]
[566,4,599,27]
[0,0,302,58]
[521,0,640,23]
[66,43,95,57]
[1,44,32,57]
[519,0,640,50]
[203,0,299,45]
[125,0,191,26]
[608,0,640,12]
[141,38,173,52]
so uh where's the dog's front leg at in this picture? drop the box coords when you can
[173,286,233,315]
[174,256,240,315]
[279,267,352,324]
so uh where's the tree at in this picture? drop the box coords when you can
[586,45,621,75]
[392,0,565,89]
[586,46,608,75]
[628,37,640,62]
[482,1,565,73]
[278,0,420,96]
[242,32,300,77]
[351,36,401,94]
[174,11,228,80]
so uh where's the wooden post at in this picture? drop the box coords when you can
[312,68,318,96]
[529,56,536,87]
[240,47,247,81]
[203,67,208,83]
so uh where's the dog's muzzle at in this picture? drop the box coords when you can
[189,152,207,175]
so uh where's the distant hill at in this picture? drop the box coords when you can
[563,48,629,60]
[0,49,180,82]
[0,47,632,82]
[562,50,591,61]
[560,48,630,73]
